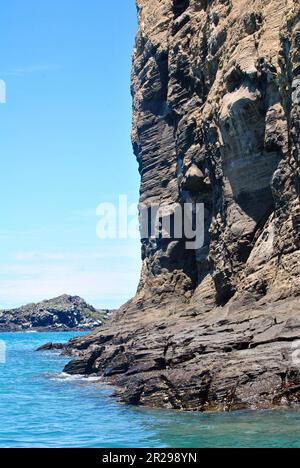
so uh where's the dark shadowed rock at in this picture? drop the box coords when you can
[36,342,66,352]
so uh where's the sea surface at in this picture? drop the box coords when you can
[0,331,300,448]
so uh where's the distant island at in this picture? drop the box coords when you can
[0,295,110,332]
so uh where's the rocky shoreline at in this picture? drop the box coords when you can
[0,295,110,332]
[62,0,300,412]
[62,297,300,412]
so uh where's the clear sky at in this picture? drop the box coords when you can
[0,0,141,309]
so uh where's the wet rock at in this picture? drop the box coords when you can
[36,343,66,352]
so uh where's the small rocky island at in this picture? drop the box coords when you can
[0,295,109,332]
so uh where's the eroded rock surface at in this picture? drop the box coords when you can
[64,0,300,411]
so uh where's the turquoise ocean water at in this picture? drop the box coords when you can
[0,331,300,448]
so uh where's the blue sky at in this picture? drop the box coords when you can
[0,0,141,309]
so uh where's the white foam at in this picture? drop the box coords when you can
[49,372,102,383]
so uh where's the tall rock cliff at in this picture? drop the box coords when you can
[64,0,300,411]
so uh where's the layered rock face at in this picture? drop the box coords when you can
[132,0,300,309]
[64,0,300,411]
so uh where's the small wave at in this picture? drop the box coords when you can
[47,372,102,383]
